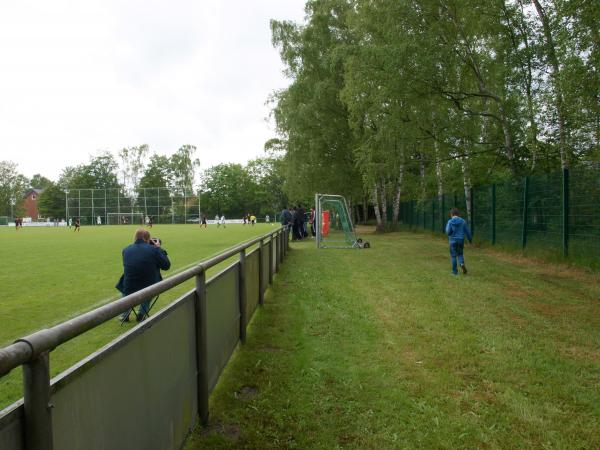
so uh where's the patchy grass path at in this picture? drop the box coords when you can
[187,230,600,449]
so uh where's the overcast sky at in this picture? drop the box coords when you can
[0,0,306,181]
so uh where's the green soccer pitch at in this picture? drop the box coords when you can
[0,223,277,408]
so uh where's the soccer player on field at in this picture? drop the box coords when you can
[74,217,81,232]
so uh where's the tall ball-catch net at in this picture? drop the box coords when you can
[106,213,144,225]
[315,194,359,248]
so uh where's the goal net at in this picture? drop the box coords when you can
[315,194,358,248]
[106,213,145,225]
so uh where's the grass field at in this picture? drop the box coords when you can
[186,229,600,449]
[0,223,276,409]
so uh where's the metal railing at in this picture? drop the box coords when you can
[0,226,290,450]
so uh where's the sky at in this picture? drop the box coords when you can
[0,0,306,181]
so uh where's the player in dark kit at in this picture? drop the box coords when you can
[74,217,81,232]
[201,215,207,228]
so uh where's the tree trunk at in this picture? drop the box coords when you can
[532,0,570,169]
[372,183,384,232]
[392,165,404,228]
[362,196,368,225]
[380,177,388,229]
[461,153,473,224]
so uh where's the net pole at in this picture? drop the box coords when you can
[315,194,321,248]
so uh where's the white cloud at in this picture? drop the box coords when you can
[0,0,305,180]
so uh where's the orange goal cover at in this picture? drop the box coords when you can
[322,210,330,237]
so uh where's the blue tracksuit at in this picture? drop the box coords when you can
[445,216,472,274]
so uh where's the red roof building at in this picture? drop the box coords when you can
[23,189,43,219]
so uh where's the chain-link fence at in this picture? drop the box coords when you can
[400,165,600,270]
[64,188,201,225]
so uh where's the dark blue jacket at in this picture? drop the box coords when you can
[281,209,293,226]
[119,239,171,295]
[445,216,472,243]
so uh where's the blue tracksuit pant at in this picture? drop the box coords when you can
[449,240,465,274]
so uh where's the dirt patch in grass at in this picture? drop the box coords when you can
[559,345,600,363]
[201,421,241,442]
[261,346,282,353]
[235,385,259,401]
[484,248,600,284]
[527,300,581,318]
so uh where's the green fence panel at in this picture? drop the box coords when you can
[50,292,198,450]
[569,166,600,266]
[206,263,240,392]
[525,171,563,253]
[245,249,260,322]
[0,402,23,450]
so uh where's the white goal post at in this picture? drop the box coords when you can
[106,213,145,225]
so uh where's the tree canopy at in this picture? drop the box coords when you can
[269,0,600,230]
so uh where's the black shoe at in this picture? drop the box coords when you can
[461,264,467,274]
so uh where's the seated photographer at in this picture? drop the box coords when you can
[118,228,171,322]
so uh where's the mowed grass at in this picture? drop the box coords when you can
[0,223,276,409]
[187,229,600,449]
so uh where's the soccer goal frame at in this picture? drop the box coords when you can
[315,194,360,249]
[106,213,145,225]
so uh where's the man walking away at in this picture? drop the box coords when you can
[445,208,472,275]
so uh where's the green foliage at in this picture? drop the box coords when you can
[268,0,600,225]
[200,158,284,217]
[0,161,29,217]
[29,174,53,190]
[59,152,121,190]
[37,182,66,219]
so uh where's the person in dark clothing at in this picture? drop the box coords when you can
[118,228,171,322]
[74,217,81,232]
[297,204,307,237]
[445,208,472,275]
[281,207,293,228]
[291,206,302,240]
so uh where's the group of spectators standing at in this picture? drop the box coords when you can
[280,205,317,241]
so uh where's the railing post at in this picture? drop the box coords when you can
[268,235,274,284]
[522,176,529,249]
[491,184,496,245]
[23,352,53,450]
[277,231,282,268]
[239,249,247,344]
[258,239,265,306]
[282,228,287,257]
[280,230,284,264]
[194,270,209,426]
[562,168,569,257]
